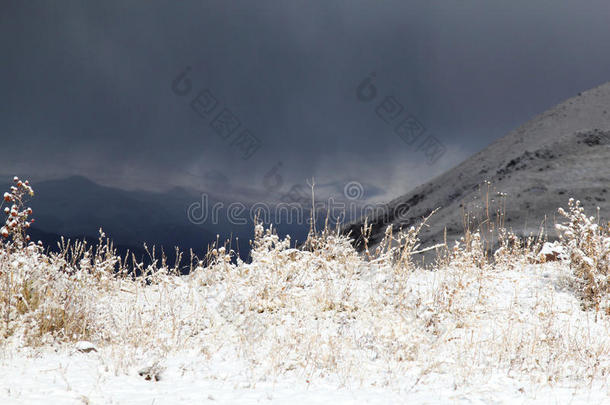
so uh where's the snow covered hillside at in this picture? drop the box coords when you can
[346,82,610,258]
[1,177,610,403]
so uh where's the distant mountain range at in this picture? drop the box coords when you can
[1,176,220,263]
[1,175,365,263]
[346,82,610,260]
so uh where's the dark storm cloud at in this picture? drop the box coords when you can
[2,0,610,201]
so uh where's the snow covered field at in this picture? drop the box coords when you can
[1,343,609,404]
[1,179,610,404]
[1,259,610,404]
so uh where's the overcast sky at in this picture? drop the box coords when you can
[3,0,610,202]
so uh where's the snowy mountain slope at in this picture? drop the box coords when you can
[346,82,610,255]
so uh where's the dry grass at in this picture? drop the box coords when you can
[1,178,610,392]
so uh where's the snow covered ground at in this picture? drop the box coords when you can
[1,345,608,404]
[2,257,609,404]
[1,182,609,404]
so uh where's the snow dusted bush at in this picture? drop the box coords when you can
[494,227,546,267]
[0,179,124,343]
[450,230,488,269]
[493,228,524,267]
[0,178,89,342]
[556,198,610,310]
[0,242,96,344]
[361,209,439,272]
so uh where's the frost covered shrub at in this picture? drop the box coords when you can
[250,222,292,262]
[365,209,438,272]
[374,224,422,271]
[0,244,94,343]
[493,227,546,267]
[556,199,610,310]
[493,228,523,267]
[231,220,361,315]
[0,178,106,343]
[450,230,488,269]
